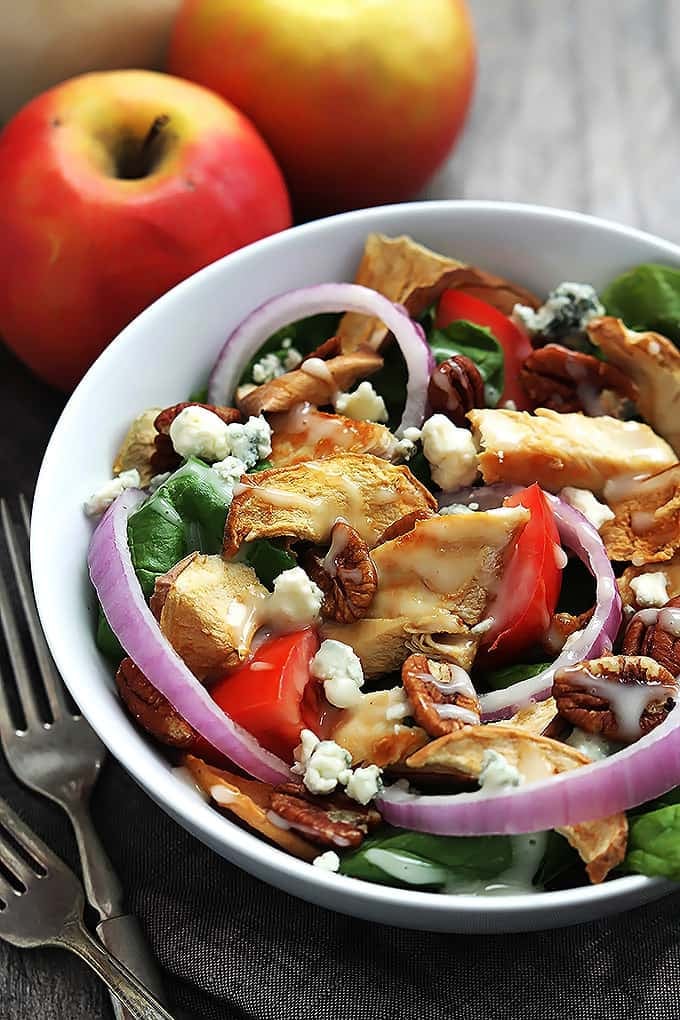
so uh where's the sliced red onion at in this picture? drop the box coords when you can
[88,490,290,785]
[207,283,433,435]
[377,698,680,835]
[479,495,622,720]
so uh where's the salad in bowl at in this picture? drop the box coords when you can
[85,232,680,897]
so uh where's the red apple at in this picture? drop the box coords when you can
[168,0,476,216]
[0,69,291,390]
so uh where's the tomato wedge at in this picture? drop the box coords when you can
[436,290,533,409]
[479,484,562,666]
[210,629,325,761]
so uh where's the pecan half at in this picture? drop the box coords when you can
[270,782,381,849]
[427,355,485,427]
[520,344,639,414]
[116,657,221,763]
[304,521,377,623]
[150,401,242,473]
[622,596,680,675]
[553,655,678,743]
[375,509,434,545]
[402,653,481,738]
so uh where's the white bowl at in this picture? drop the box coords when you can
[32,201,679,933]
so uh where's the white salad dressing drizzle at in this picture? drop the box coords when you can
[417,666,481,725]
[554,544,569,569]
[322,519,351,576]
[441,833,549,896]
[564,663,678,741]
[364,849,450,887]
[634,606,680,640]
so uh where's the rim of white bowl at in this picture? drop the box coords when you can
[31,200,680,924]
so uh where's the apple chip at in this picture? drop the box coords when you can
[588,316,680,454]
[153,554,268,680]
[237,349,383,417]
[469,407,676,495]
[601,464,680,564]
[269,406,399,467]
[322,508,528,677]
[224,453,436,554]
[330,688,428,768]
[405,726,627,883]
[336,233,540,351]
[183,756,317,861]
[508,697,560,736]
[112,407,161,487]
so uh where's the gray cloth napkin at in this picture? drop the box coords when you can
[2,342,680,1020]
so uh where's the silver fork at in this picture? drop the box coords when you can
[0,496,168,1018]
[0,792,173,1018]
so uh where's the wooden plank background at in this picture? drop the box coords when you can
[3,0,680,1016]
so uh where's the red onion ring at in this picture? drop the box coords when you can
[376,697,680,835]
[88,489,290,785]
[480,495,622,720]
[207,283,433,435]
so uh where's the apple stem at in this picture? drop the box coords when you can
[121,114,170,179]
[139,114,170,171]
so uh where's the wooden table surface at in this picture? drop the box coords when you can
[2,1,680,1016]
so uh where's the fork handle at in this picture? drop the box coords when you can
[60,919,175,1020]
[97,914,169,1019]
[65,800,125,919]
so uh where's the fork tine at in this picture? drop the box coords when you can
[0,822,43,887]
[18,494,30,537]
[1,499,66,720]
[0,798,54,873]
[0,567,43,730]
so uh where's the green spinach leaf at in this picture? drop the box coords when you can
[339,827,514,890]
[238,313,340,385]
[428,319,505,406]
[127,457,234,598]
[482,660,552,691]
[96,606,125,665]
[187,385,209,403]
[244,540,296,590]
[622,803,680,881]
[602,264,680,343]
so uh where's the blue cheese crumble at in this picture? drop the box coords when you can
[84,468,141,516]
[169,408,271,468]
[251,340,303,383]
[513,282,605,340]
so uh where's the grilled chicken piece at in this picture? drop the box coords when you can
[469,407,676,495]
[330,688,427,768]
[268,405,400,467]
[322,508,529,677]
[237,349,383,417]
